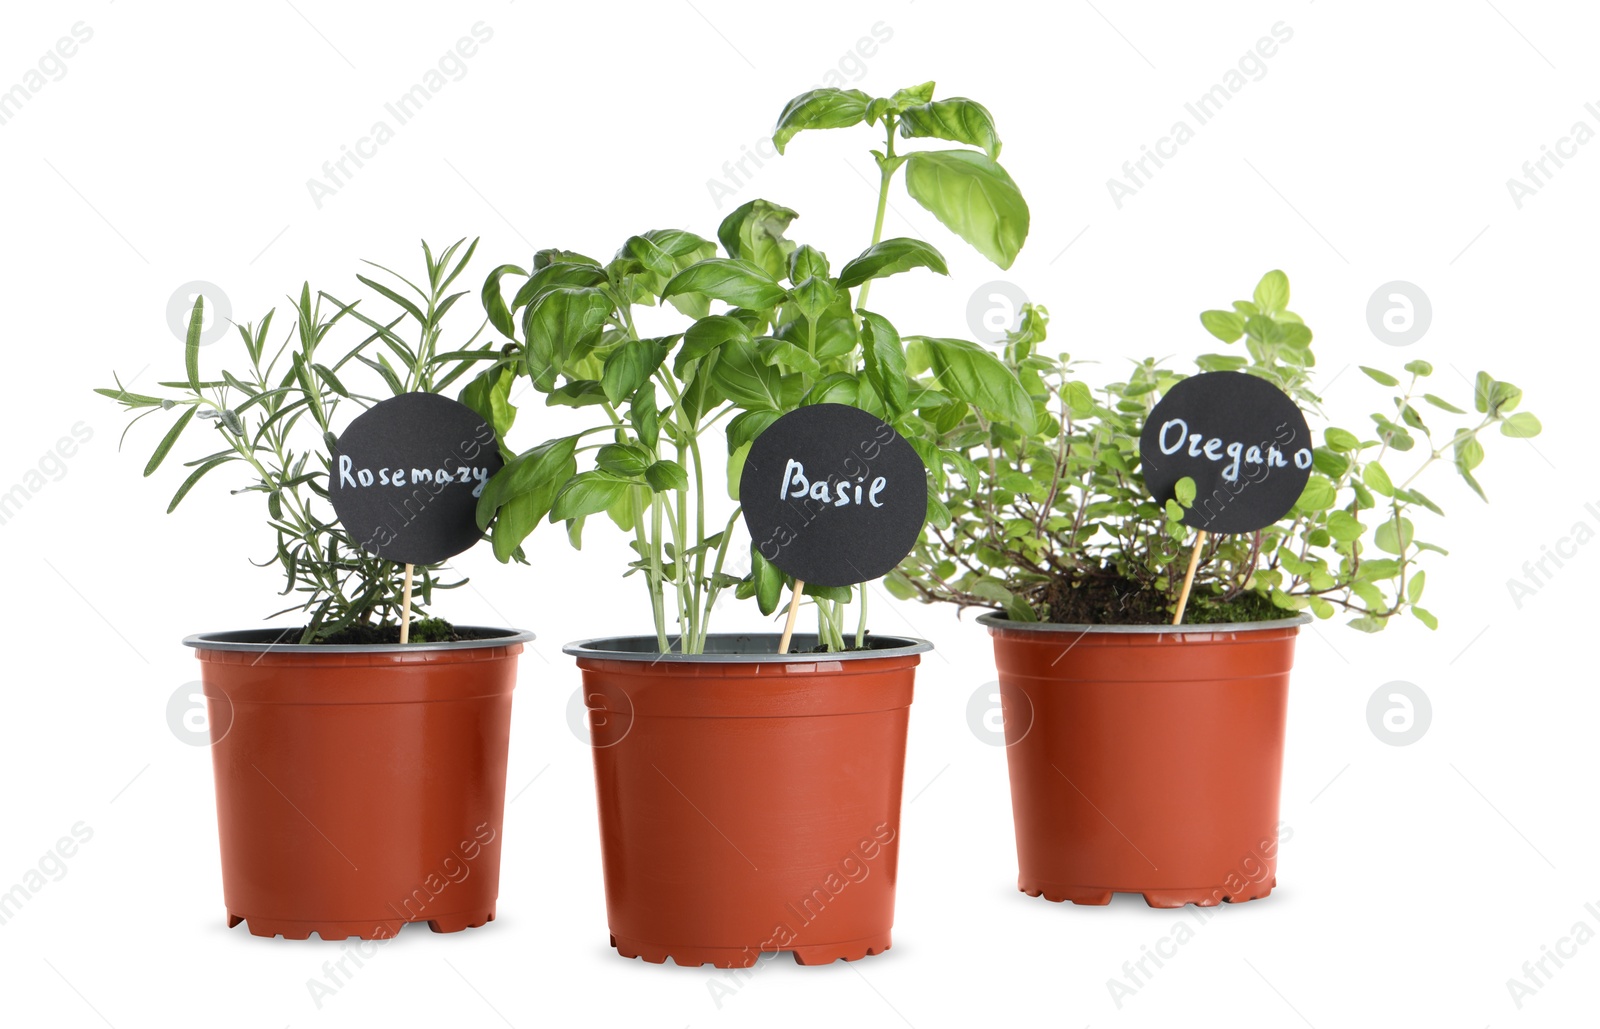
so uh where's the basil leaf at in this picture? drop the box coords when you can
[551,470,634,523]
[903,150,1029,269]
[710,338,784,410]
[717,199,799,279]
[480,263,526,338]
[661,259,788,310]
[859,310,907,414]
[772,88,871,153]
[916,336,1034,426]
[897,97,1001,159]
[522,287,612,391]
[835,238,949,289]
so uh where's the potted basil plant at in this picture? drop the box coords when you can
[99,241,534,939]
[471,81,1035,965]
[890,271,1541,907]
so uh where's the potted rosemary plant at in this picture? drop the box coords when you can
[99,241,534,939]
[473,80,1034,965]
[891,270,1541,907]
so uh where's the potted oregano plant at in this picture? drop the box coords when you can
[890,270,1541,907]
[99,240,534,939]
[472,81,1035,965]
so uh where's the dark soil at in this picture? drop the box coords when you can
[318,618,485,645]
[1037,573,1294,626]
[789,635,893,655]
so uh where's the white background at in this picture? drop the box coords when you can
[1,1,1596,1026]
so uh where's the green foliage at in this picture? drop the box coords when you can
[890,271,1540,631]
[774,81,1030,269]
[476,81,1035,653]
[97,241,496,642]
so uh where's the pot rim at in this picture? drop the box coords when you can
[562,632,933,663]
[975,611,1312,635]
[183,625,536,654]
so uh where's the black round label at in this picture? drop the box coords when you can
[1138,372,1312,534]
[739,403,927,587]
[328,392,505,565]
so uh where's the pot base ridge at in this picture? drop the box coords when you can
[609,930,892,968]
[227,909,496,941]
[1018,876,1277,908]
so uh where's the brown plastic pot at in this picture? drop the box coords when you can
[566,632,929,967]
[979,613,1310,908]
[185,627,533,940]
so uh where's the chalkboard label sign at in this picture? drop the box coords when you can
[739,403,927,587]
[328,392,505,565]
[1138,372,1312,534]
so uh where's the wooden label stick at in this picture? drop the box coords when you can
[1172,531,1208,626]
[778,579,805,654]
[399,563,416,644]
